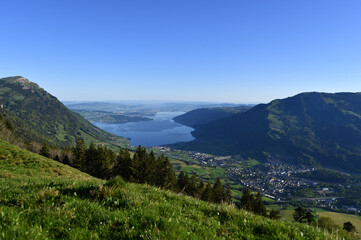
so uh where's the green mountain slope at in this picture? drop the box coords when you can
[173,106,252,128]
[0,76,127,147]
[0,139,350,239]
[185,92,361,172]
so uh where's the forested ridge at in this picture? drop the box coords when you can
[183,92,361,172]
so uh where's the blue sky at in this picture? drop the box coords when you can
[1,0,361,103]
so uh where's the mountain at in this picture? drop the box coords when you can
[173,106,252,128]
[0,76,127,147]
[0,138,347,239]
[181,92,361,172]
[65,101,242,114]
[0,112,21,146]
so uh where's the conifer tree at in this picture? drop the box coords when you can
[156,155,177,190]
[129,153,141,183]
[85,142,98,175]
[54,154,60,162]
[72,138,86,170]
[305,211,315,224]
[131,146,149,183]
[201,182,213,202]
[62,154,70,165]
[197,180,205,199]
[253,192,267,216]
[188,174,199,197]
[240,187,254,211]
[146,151,157,184]
[293,207,306,223]
[114,148,132,181]
[39,142,51,158]
[224,185,232,204]
[177,171,189,193]
[95,146,116,179]
[213,177,225,203]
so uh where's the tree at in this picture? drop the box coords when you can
[343,221,356,233]
[293,207,306,223]
[114,148,132,181]
[72,138,86,170]
[224,185,232,204]
[177,171,189,193]
[305,211,315,224]
[197,181,205,199]
[213,177,225,203]
[85,142,98,175]
[62,154,70,165]
[4,119,15,132]
[253,192,267,216]
[94,146,116,179]
[146,151,157,184]
[39,142,51,158]
[201,182,213,202]
[156,155,177,190]
[130,146,149,183]
[187,174,199,197]
[54,154,60,162]
[240,187,254,211]
[269,209,281,220]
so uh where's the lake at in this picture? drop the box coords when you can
[94,112,195,147]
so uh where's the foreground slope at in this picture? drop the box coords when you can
[0,139,347,239]
[0,76,127,147]
[185,92,361,172]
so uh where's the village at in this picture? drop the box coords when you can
[150,146,361,214]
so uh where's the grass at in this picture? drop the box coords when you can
[318,212,361,238]
[278,208,361,238]
[0,139,355,239]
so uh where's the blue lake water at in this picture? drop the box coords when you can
[94,112,195,147]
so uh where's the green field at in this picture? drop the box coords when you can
[0,139,353,239]
[276,207,361,238]
[318,212,361,238]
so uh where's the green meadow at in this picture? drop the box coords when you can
[0,139,355,239]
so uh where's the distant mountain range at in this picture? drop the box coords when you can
[0,76,127,147]
[176,92,361,172]
[72,109,153,124]
[65,101,242,116]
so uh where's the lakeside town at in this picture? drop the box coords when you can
[150,146,361,214]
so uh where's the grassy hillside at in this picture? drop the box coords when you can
[318,212,361,237]
[278,208,361,238]
[0,139,351,239]
[183,92,361,172]
[0,76,128,148]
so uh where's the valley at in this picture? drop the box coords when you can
[3,1,361,238]
[1,76,361,238]
[150,146,361,216]
[75,98,361,218]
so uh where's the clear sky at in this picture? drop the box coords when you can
[1,0,361,103]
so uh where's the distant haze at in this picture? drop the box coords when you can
[1,1,361,102]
